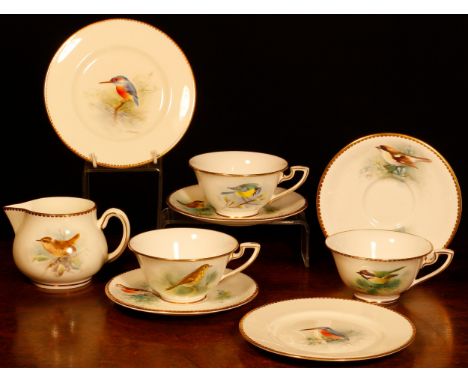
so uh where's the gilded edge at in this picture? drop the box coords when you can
[189,163,290,177]
[316,132,462,248]
[128,240,239,262]
[325,228,434,262]
[43,18,196,168]
[104,269,259,315]
[2,205,96,218]
[238,297,416,362]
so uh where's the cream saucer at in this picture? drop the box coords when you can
[317,133,461,249]
[239,298,415,361]
[167,185,307,226]
[105,268,258,315]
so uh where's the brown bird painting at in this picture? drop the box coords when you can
[376,145,431,168]
[166,264,212,291]
[37,233,80,258]
[177,200,205,209]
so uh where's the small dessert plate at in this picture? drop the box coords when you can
[317,133,461,249]
[239,298,415,361]
[167,185,307,226]
[105,268,258,315]
[44,19,196,168]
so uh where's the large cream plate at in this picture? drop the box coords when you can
[44,19,196,168]
[239,298,415,361]
[317,133,461,249]
[105,268,258,315]
[168,185,307,226]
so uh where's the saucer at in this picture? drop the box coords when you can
[239,298,415,361]
[105,268,258,315]
[317,133,461,249]
[44,19,196,168]
[167,185,307,226]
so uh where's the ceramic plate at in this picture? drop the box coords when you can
[44,19,196,168]
[105,268,258,315]
[317,133,461,249]
[239,298,415,361]
[167,185,307,226]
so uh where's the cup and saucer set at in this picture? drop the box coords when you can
[3,19,462,362]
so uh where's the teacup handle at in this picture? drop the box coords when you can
[97,208,131,263]
[268,166,309,204]
[219,242,261,282]
[409,249,454,289]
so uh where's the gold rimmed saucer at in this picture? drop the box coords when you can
[239,297,415,362]
[167,185,307,226]
[105,268,258,315]
[317,133,461,249]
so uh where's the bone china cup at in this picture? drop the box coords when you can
[325,229,454,304]
[129,228,261,303]
[189,151,309,218]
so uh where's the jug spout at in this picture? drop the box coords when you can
[3,202,30,234]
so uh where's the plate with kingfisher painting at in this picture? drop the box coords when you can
[317,133,461,250]
[167,185,308,226]
[44,18,196,168]
[105,268,258,315]
[239,298,415,361]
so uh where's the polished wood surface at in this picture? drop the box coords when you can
[0,225,466,368]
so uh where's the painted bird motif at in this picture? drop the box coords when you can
[222,183,262,201]
[177,200,205,209]
[166,264,212,291]
[300,327,349,342]
[100,75,139,117]
[37,233,80,258]
[357,266,405,285]
[376,145,431,168]
[116,284,159,297]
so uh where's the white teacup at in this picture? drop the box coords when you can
[189,151,309,218]
[325,229,454,304]
[128,228,260,303]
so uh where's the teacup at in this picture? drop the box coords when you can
[325,229,454,304]
[189,151,309,218]
[128,228,260,303]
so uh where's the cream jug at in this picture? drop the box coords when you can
[3,197,130,290]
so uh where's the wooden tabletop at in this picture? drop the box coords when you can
[0,224,466,368]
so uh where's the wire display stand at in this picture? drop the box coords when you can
[81,152,309,267]
[82,154,163,229]
[159,207,310,268]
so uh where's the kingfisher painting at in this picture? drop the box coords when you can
[99,75,139,119]
[300,326,350,344]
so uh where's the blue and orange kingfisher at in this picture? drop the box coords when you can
[100,75,139,115]
[300,326,349,342]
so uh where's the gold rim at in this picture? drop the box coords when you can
[3,204,96,218]
[189,152,288,177]
[44,18,196,168]
[128,228,239,262]
[130,244,239,262]
[105,269,259,315]
[190,166,288,177]
[239,297,416,362]
[325,228,434,262]
[166,186,308,225]
[316,132,462,248]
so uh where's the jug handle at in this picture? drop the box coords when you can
[97,208,131,263]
